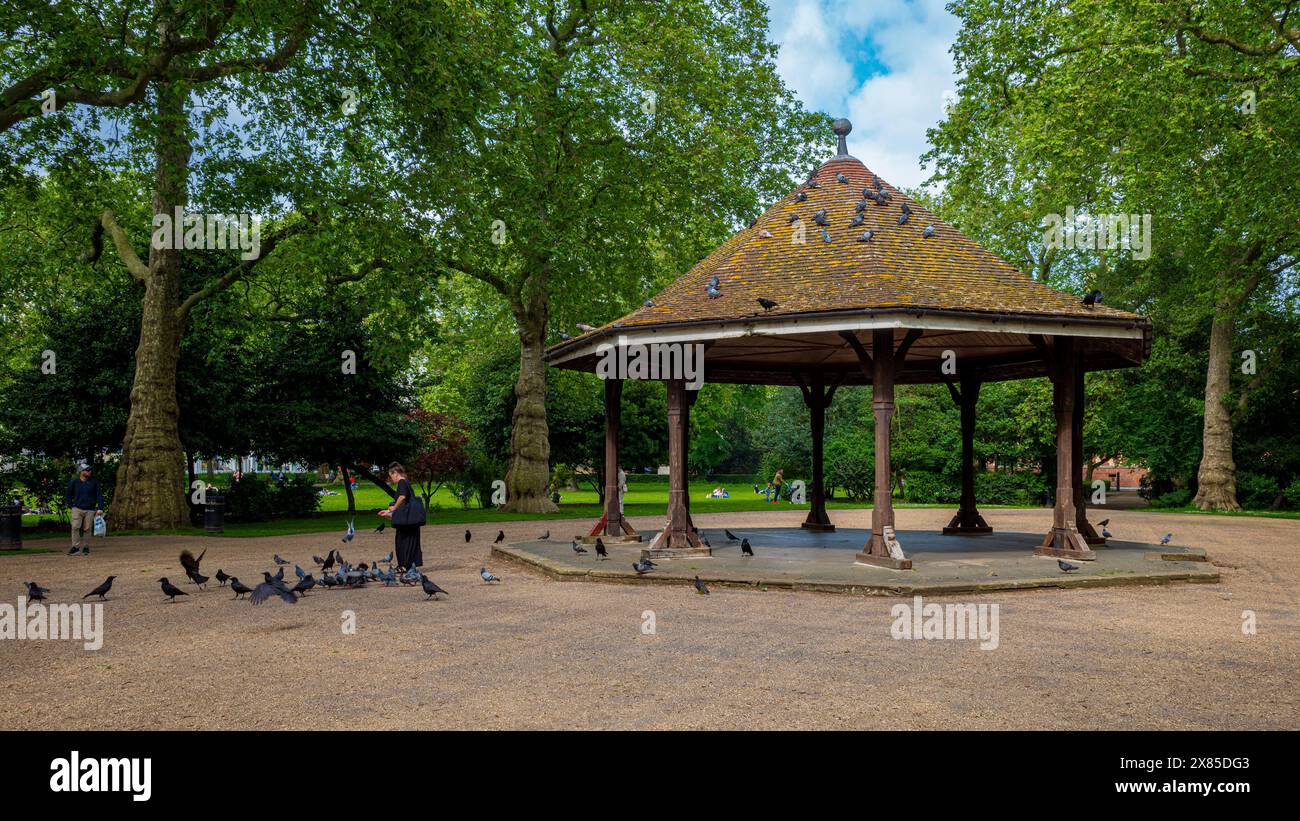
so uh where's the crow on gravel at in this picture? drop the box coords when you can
[25,581,49,601]
[250,581,297,605]
[230,577,252,599]
[83,576,116,600]
[158,577,188,602]
[420,575,448,600]
[494,530,505,544]
[595,538,608,559]
[215,568,230,586]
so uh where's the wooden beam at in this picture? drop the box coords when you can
[839,330,873,374]
[893,328,923,376]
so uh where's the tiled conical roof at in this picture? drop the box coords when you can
[611,157,1138,329]
[548,119,1150,385]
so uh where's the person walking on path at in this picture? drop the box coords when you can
[377,462,424,571]
[65,464,103,556]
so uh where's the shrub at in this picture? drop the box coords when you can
[974,470,1047,506]
[1282,478,1300,510]
[221,475,276,522]
[1147,488,1192,508]
[901,470,960,503]
[1236,472,1281,510]
[826,434,874,501]
[272,473,321,518]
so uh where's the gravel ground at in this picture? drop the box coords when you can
[1,507,1296,730]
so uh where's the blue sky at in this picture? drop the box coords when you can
[766,0,961,189]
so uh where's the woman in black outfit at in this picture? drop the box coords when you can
[378,462,423,571]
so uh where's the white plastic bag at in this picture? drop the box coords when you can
[93,514,106,537]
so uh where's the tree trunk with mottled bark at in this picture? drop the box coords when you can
[109,85,190,530]
[505,309,557,513]
[1192,311,1241,511]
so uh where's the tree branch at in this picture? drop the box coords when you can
[83,210,149,282]
[176,220,307,319]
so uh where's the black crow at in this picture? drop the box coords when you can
[420,575,448,600]
[321,550,336,572]
[595,538,608,559]
[83,576,116,600]
[464,530,471,543]
[291,575,315,597]
[230,577,252,599]
[741,538,754,557]
[1096,518,1110,528]
[215,568,230,586]
[186,569,209,589]
[724,529,739,541]
[539,530,550,541]
[1082,289,1102,306]
[25,581,49,602]
[494,530,505,544]
[158,577,188,602]
[373,521,386,534]
[179,548,206,575]
[250,581,297,605]
[757,298,777,312]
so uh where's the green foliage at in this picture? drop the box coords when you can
[825,431,874,501]
[271,474,323,519]
[975,470,1048,506]
[1235,472,1281,511]
[900,471,960,504]
[220,477,278,523]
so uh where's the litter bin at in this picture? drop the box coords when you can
[203,492,225,534]
[0,502,21,550]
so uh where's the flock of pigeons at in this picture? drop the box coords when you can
[22,526,524,607]
[22,521,1156,605]
[558,527,757,594]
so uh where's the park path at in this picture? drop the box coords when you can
[1,506,1296,730]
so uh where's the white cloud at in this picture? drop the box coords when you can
[767,0,961,189]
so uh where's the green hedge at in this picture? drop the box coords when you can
[974,471,1048,506]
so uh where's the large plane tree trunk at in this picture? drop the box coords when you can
[1192,310,1241,511]
[504,305,557,513]
[109,84,190,530]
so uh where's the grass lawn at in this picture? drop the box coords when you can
[17,479,1021,540]
[14,476,1296,542]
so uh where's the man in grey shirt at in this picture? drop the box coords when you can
[65,464,104,556]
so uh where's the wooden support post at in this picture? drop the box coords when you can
[1036,337,1095,561]
[644,378,707,558]
[585,379,639,543]
[841,329,911,569]
[797,373,838,531]
[943,369,992,535]
[1072,352,1104,545]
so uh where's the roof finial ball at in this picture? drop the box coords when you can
[832,118,852,157]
